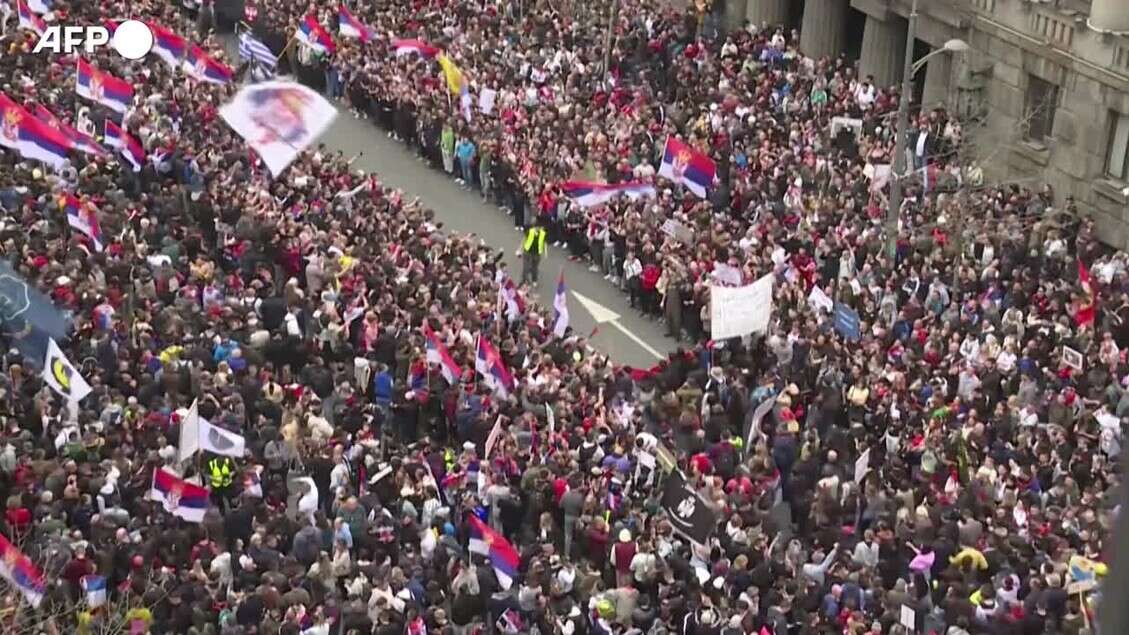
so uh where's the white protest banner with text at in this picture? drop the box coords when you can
[710,273,772,340]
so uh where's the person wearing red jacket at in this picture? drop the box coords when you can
[640,261,662,317]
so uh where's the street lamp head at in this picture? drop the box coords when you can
[943,39,970,52]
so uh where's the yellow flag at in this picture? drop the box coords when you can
[437,53,465,95]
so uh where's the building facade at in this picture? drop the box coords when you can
[724,0,1129,249]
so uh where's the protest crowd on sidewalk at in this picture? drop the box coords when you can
[0,0,1120,633]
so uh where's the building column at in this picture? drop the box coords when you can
[722,0,749,32]
[746,0,788,29]
[858,14,906,89]
[921,51,953,108]
[800,0,848,60]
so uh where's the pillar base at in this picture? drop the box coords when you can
[746,0,788,29]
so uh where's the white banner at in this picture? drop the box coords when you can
[808,285,834,313]
[177,399,201,463]
[710,273,772,340]
[220,80,337,177]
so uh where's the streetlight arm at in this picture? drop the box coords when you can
[910,47,948,75]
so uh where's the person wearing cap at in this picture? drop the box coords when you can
[611,528,637,588]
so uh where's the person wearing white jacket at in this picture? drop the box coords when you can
[623,251,642,308]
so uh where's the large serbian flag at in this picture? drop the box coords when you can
[149,468,209,522]
[183,45,234,84]
[17,114,73,168]
[658,136,716,199]
[32,104,105,157]
[337,5,373,43]
[148,22,188,69]
[295,14,336,54]
[560,181,656,208]
[0,532,46,607]
[104,120,144,171]
[76,58,134,114]
[16,0,46,35]
[0,92,28,151]
[475,335,514,397]
[391,38,440,58]
[467,514,520,589]
[422,323,463,385]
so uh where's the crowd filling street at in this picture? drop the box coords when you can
[0,0,1122,633]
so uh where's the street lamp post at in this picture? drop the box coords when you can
[885,0,969,260]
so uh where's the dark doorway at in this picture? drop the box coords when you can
[788,0,805,31]
[845,7,867,62]
[911,37,931,111]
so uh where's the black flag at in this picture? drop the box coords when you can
[660,471,717,545]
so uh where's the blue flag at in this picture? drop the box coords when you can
[0,260,69,366]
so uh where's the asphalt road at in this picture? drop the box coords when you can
[314,110,676,368]
[219,32,679,367]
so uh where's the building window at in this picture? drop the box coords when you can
[1024,76,1059,144]
[1107,112,1129,181]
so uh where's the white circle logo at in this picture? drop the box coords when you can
[111,20,153,60]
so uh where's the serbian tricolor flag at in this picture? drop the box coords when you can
[26,0,50,14]
[103,118,124,149]
[391,38,440,58]
[183,45,234,84]
[148,22,188,69]
[422,323,463,385]
[467,515,520,589]
[0,92,28,151]
[76,58,134,114]
[32,105,105,157]
[0,533,46,607]
[1075,258,1097,327]
[337,5,372,43]
[16,0,45,35]
[296,14,336,54]
[560,180,656,208]
[658,136,716,199]
[60,193,104,251]
[81,575,107,608]
[104,120,144,171]
[475,335,514,397]
[499,277,525,321]
[149,468,209,523]
[17,114,72,168]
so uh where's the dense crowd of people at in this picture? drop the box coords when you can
[0,0,1120,633]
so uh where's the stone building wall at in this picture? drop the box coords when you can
[726,0,1129,249]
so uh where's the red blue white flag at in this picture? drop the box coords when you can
[0,532,46,607]
[149,468,209,523]
[337,5,373,43]
[296,14,336,54]
[76,57,134,114]
[658,136,716,199]
[467,514,520,589]
[475,335,514,398]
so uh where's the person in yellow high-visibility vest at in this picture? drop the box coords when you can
[521,220,547,284]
